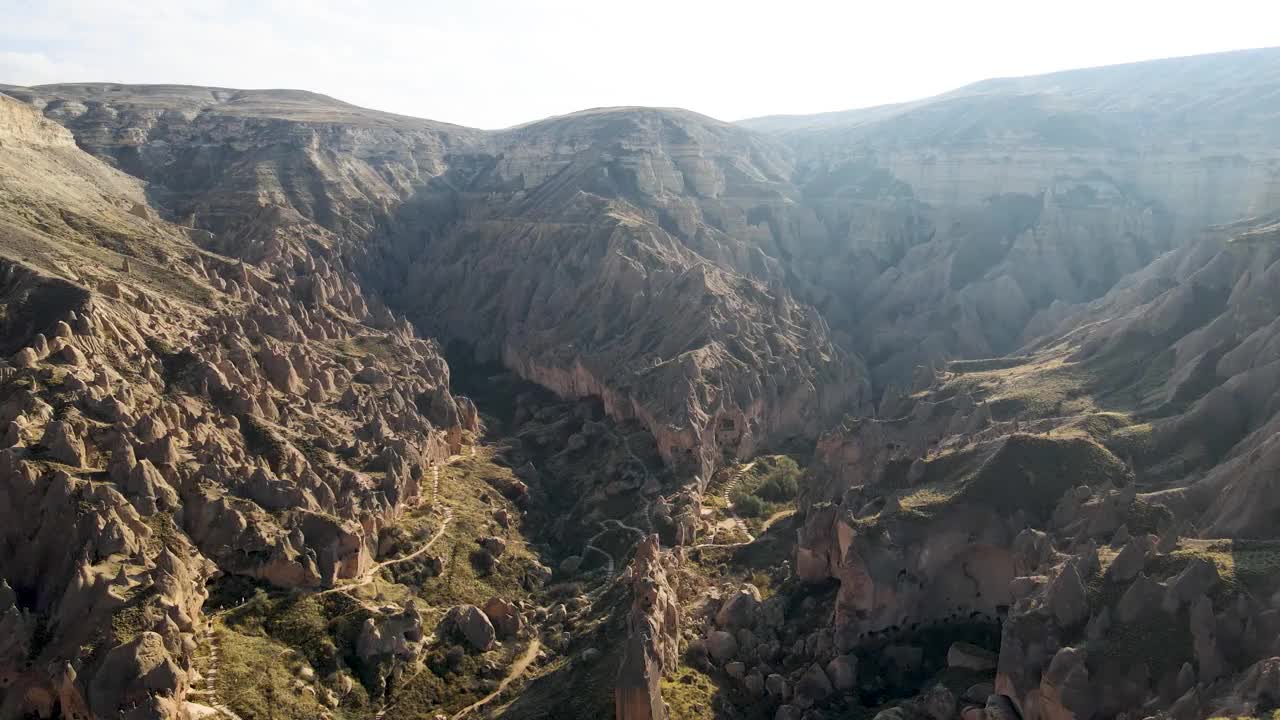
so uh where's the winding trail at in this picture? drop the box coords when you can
[318,464,452,598]
[691,509,793,551]
[197,450,478,712]
[714,463,755,543]
[688,464,804,551]
[450,639,543,720]
[574,430,659,584]
[759,508,795,534]
[619,431,657,533]
[190,621,246,720]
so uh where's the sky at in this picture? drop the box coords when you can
[2,0,1277,129]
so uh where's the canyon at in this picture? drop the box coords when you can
[1,45,1280,720]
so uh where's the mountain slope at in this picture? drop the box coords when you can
[743,47,1280,386]
[6,45,1280,720]
[788,212,1280,720]
[0,92,476,719]
[5,84,873,480]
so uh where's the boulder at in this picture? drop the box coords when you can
[1040,646,1094,720]
[706,630,738,664]
[478,536,507,558]
[12,347,38,368]
[447,605,495,652]
[1163,557,1220,611]
[795,663,832,707]
[825,654,858,691]
[57,344,87,365]
[961,683,994,704]
[482,597,524,639]
[1117,573,1164,623]
[984,694,1021,720]
[716,584,762,629]
[1048,562,1088,628]
[88,632,186,717]
[765,673,790,700]
[42,420,86,467]
[947,642,997,671]
[1106,534,1153,582]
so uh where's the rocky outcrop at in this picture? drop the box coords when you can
[88,632,188,719]
[482,596,525,640]
[785,216,1280,719]
[7,48,1280,720]
[358,603,426,660]
[744,48,1280,384]
[615,535,679,720]
[0,93,471,717]
[8,86,872,483]
[443,605,496,653]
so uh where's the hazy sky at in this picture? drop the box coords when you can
[2,0,1276,128]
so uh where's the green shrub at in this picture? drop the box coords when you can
[756,472,799,502]
[732,493,765,518]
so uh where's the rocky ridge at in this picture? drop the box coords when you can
[4,46,1280,720]
[774,214,1280,718]
[746,47,1280,385]
[0,93,476,718]
[3,85,871,482]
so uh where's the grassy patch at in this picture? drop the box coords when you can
[383,663,460,717]
[891,434,1130,524]
[1091,608,1193,681]
[328,335,402,363]
[958,434,1130,518]
[731,493,766,517]
[414,453,545,609]
[1163,539,1280,598]
[942,355,1097,421]
[219,587,376,708]
[724,455,803,532]
[387,641,526,717]
[663,665,720,720]
[216,626,335,720]
[899,486,958,513]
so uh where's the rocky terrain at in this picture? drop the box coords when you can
[745,47,1280,385]
[785,211,1280,720]
[0,85,870,482]
[2,45,1280,720]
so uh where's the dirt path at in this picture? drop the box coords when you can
[199,452,475,719]
[190,622,247,720]
[690,468,798,551]
[317,508,453,597]
[318,463,452,598]
[714,463,755,543]
[579,434,656,581]
[450,639,543,720]
[759,508,795,533]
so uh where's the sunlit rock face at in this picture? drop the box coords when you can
[0,93,470,715]
[746,47,1280,384]
[10,86,872,480]
[6,44,1280,720]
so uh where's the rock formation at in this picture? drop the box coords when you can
[4,45,1280,720]
[0,93,472,717]
[615,535,678,720]
[743,47,1280,385]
